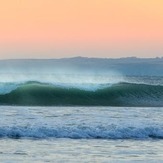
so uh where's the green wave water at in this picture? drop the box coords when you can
[0,82,163,106]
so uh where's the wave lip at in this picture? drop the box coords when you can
[0,81,163,106]
[0,126,163,139]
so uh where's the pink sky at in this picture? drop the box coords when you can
[0,0,163,59]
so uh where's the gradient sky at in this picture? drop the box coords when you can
[0,0,163,59]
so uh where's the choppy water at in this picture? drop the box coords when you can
[0,106,163,162]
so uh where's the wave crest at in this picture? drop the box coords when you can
[0,81,163,106]
[0,125,163,139]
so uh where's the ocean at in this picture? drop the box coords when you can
[0,106,163,162]
[0,58,163,162]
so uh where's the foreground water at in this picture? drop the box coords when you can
[0,106,163,162]
[0,139,163,162]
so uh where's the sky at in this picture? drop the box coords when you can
[0,0,163,59]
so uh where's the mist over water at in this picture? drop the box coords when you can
[0,58,163,106]
[0,58,126,92]
[0,57,163,84]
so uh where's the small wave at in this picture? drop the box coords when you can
[0,126,162,139]
[0,81,162,106]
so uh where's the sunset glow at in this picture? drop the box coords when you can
[0,0,163,58]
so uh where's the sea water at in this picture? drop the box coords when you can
[0,58,163,162]
[0,106,163,162]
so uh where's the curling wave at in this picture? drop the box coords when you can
[0,81,163,106]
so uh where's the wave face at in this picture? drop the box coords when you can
[0,81,163,106]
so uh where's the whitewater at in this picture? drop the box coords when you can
[0,106,163,162]
[0,58,163,162]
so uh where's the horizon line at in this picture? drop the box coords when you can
[0,56,163,61]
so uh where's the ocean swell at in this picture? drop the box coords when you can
[0,81,163,106]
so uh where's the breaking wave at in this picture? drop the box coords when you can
[0,125,162,139]
[0,81,163,106]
